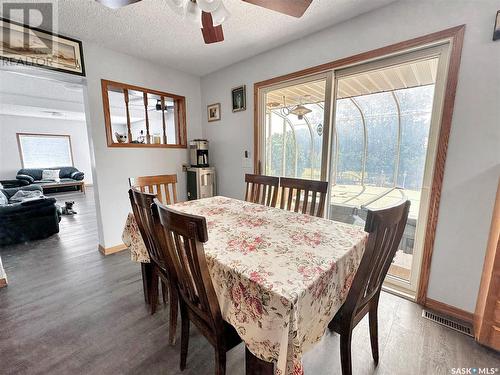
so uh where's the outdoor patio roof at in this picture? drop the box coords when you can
[265,57,438,108]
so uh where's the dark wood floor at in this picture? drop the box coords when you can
[1,188,498,375]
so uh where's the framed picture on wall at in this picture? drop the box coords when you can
[232,85,246,112]
[0,18,85,76]
[493,10,500,41]
[207,103,221,122]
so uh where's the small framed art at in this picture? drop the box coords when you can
[207,103,221,122]
[232,85,246,112]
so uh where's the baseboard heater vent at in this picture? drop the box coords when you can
[422,309,473,337]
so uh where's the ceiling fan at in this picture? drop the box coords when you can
[95,0,313,44]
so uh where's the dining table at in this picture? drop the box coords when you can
[122,196,368,375]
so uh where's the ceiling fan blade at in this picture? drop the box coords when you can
[201,12,224,44]
[95,0,142,9]
[242,0,312,18]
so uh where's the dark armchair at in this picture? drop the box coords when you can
[0,185,61,246]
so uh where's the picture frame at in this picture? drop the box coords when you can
[207,103,221,122]
[232,85,246,112]
[0,17,85,76]
[493,10,500,41]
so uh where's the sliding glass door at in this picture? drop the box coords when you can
[329,44,451,294]
[257,43,451,297]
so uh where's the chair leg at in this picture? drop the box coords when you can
[150,267,159,315]
[161,280,168,304]
[369,301,379,364]
[141,263,152,304]
[180,306,190,371]
[214,347,226,375]
[340,332,353,375]
[168,284,179,346]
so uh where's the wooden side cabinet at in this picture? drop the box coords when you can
[475,178,500,350]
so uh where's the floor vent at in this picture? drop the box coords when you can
[422,309,473,337]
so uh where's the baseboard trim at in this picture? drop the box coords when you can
[98,243,127,256]
[425,298,474,324]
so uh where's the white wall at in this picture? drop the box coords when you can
[82,43,202,248]
[200,0,500,312]
[0,115,93,184]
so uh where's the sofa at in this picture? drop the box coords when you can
[16,167,84,193]
[0,185,61,246]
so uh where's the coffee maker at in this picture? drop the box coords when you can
[187,139,216,200]
[190,139,209,167]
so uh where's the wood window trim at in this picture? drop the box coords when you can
[16,132,74,168]
[101,79,187,149]
[253,25,466,305]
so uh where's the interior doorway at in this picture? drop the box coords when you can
[0,65,96,250]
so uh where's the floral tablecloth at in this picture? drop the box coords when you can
[122,196,367,375]
[123,212,150,263]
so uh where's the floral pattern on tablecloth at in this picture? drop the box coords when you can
[122,212,150,263]
[122,196,367,375]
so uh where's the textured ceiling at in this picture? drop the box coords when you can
[1,0,397,76]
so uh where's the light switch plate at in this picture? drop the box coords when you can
[242,157,252,168]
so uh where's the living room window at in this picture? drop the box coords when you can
[17,133,74,168]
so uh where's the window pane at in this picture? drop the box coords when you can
[396,85,435,190]
[264,78,325,180]
[127,89,146,143]
[335,99,364,185]
[108,87,129,143]
[166,98,178,145]
[18,134,73,168]
[355,92,398,188]
[265,112,284,176]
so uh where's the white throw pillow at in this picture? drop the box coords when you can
[42,169,60,182]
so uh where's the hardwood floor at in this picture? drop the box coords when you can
[0,187,498,374]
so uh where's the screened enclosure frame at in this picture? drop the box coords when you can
[330,91,408,210]
[262,76,426,212]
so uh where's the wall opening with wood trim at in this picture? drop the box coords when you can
[101,79,187,148]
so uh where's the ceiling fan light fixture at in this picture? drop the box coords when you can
[196,0,221,12]
[184,0,202,26]
[211,2,230,26]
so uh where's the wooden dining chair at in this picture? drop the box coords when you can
[278,177,328,217]
[328,200,410,375]
[244,174,279,207]
[129,174,178,204]
[128,188,178,345]
[152,199,242,375]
